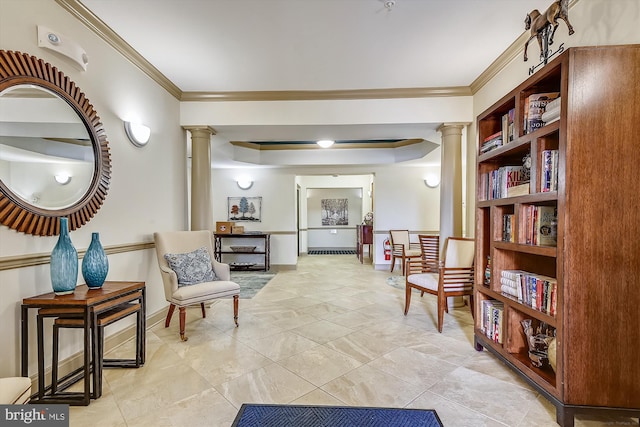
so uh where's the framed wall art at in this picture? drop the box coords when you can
[321,198,348,226]
[228,196,262,222]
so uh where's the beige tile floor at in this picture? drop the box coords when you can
[70,255,639,427]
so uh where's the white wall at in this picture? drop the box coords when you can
[0,0,184,378]
[465,0,640,238]
[212,168,298,266]
[306,187,362,249]
[372,150,441,268]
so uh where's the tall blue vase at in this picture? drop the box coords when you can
[82,232,109,289]
[50,217,78,295]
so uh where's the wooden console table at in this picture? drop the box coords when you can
[21,281,146,405]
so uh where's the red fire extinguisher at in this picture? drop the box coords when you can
[383,238,391,261]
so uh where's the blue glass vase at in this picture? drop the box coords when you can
[82,232,109,289]
[50,217,78,295]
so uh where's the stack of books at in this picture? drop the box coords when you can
[524,92,560,134]
[541,97,561,125]
[480,131,503,154]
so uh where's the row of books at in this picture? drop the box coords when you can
[524,205,557,246]
[502,214,515,242]
[480,300,504,344]
[481,131,503,154]
[501,270,557,316]
[483,94,560,151]
[479,165,524,200]
[501,108,516,144]
[524,92,560,134]
[541,149,559,192]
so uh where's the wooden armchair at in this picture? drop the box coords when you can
[418,234,440,272]
[389,229,422,275]
[404,237,475,332]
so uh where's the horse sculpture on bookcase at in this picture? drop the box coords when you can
[524,0,575,62]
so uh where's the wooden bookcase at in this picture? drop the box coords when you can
[474,45,640,426]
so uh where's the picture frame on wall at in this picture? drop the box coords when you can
[321,198,348,226]
[228,196,262,222]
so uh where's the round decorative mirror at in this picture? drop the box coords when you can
[0,50,111,236]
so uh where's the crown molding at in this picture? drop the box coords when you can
[470,0,581,94]
[180,86,472,102]
[56,0,182,99]
[230,138,424,150]
[62,0,579,102]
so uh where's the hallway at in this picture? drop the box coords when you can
[69,255,635,426]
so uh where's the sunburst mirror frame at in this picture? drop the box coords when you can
[0,50,111,236]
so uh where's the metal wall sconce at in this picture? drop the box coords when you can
[124,121,151,147]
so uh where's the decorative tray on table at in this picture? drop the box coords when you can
[230,246,256,252]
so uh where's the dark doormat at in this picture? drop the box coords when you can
[231,404,443,427]
[308,250,356,255]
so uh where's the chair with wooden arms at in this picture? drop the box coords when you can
[404,237,475,332]
[389,229,422,275]
[418,234,440,272]
[154,231,240,341]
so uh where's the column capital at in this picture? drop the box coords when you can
[437,122,470,134]
[182,125,217,136]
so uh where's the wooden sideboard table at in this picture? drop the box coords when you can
[356,225,373,263]
[21,281,146,405]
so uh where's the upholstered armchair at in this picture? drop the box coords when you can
[404,237,475,332]
[0,377,31,404]
[389,229,422,275]
[154,231,240,341]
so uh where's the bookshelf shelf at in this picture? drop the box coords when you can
[474,45,640,427]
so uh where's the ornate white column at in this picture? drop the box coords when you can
[183,126,216,231]
[438,123,469,308]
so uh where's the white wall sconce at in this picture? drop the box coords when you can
[424,173,440,188]
[54,173,72,185]
[317,139,335,148]
[124,121,151,147]
[236,178,253,190]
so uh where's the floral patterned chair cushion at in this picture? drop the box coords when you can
[164,247,217,286]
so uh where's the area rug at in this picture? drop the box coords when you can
[386,276,405,289]
[231,272,276,298]
[231,404,443,427]
[309,249,356,255]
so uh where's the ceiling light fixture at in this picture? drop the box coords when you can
[384,0,396,11]
[124,121,151,147]
[317,140,335,148]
